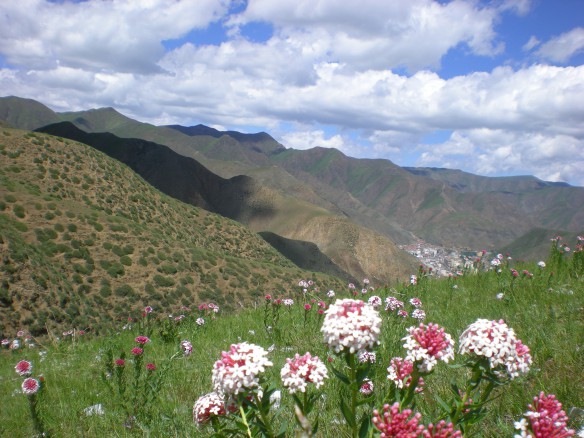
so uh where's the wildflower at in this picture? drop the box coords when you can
[10,339,20,350]
[146,363,156,371]
[196,317,205,326]
[423,420,462,437]
[458,319,531,380]
[397,309,409,318]
[131,347,144,356]
[372,403,425,436]
[134,336,150,345]
[265,294,272,301]
[358,351,377,364]
[410,298,423,308]
[321,299,382,355]
[363,278,370,285]
[193,392,226,425]
[280,352,328,394]
[17,330,25,338]
[144,306,153,313]
[368,295,383,308]
[348,283,356,290]
[317,301,326,308]
[403,323,455,373]
[361,288,368,294]
[385,297,405,312]
[514,392,575,437]
[359,379,374,395]
[21,377,40,395]
[298,280,308,288]
[410,275,418,285]
[510,269,519,278]
[496,293,505,300]
[304,304,312,311]
[1,338,10,347]
[115,359,125,367]
[270,390,281,409]
[491,258,501,267]
[84,403,105,416]
[15,360,32,376]
[537,261,546,268]
[327,290,335,298]
[411,309,426,321]
[181,340,193,356]
[212,342,273,396]
[387,357,424,391]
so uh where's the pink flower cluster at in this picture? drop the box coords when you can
[458,319,532,380]
[280,352,328,394]
[514,392,575,438]
[402,323,455,373]
[372,403,424,436]
[15,360,32,376]
[212,342,273,396]
[193,392,226,425]
[321,299,381,355]
[372,404,461,437]
[386,357,425,392]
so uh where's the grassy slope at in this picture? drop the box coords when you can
[0,128,345,335]
[0,257,582,437]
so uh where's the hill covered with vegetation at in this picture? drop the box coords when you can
[0,127,345,336]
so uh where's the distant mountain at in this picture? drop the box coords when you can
[2,95,583,263]
[404,167,571,193]
[0,128,348,335]
[37,121,417,282]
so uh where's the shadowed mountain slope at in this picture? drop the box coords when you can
[36,122,416,282]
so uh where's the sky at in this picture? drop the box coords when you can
[1,0,583,186]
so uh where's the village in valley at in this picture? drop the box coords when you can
[399,240,479,277]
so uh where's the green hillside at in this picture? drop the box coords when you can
[0,128,344,335]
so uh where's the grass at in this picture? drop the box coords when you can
[1,252,582,437]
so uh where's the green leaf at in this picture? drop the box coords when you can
[330,363,351,385]
[358,414,371,438]
[340,399,356,428]
[433,393,452,416]
[356,362,372,383]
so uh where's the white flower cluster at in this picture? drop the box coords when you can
[280,352,328,394]
[212,342,273,396]
[283,298,294,306]
[193,392,226,425]
[321,299,382,355]
[403,323,455,373]
[368,295,383,308]
[458,319,532,380]
[385,296,404,312]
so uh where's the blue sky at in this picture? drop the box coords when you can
[1,0,583,185]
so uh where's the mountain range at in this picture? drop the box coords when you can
[2,96,583,281]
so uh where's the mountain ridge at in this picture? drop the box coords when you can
[2,95,583,263]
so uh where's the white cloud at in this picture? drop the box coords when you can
[522,35,540,51]
[535,27,584,63]
[230,0,503,72]
[0,0,229,73]
[418,129,584,185]
[279,129,351,153]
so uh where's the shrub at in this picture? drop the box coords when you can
[153,275,175,288]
